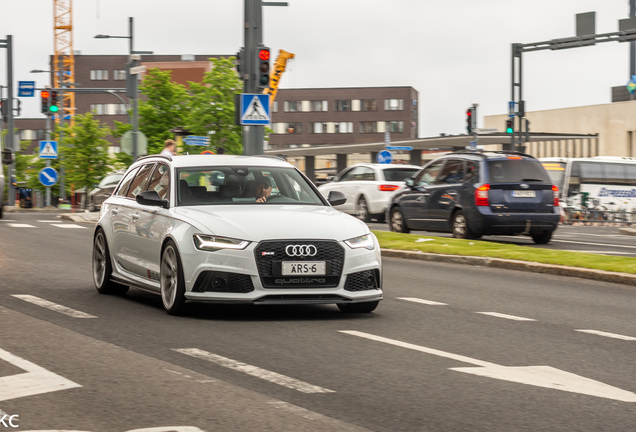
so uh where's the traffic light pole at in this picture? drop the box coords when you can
[1,35,15,206]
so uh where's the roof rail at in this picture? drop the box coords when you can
[449,149,534,158]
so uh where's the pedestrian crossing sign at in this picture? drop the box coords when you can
[39,141,58,159]
[240,94,271,125]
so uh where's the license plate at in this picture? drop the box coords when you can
[282,261,326,276]
[512,190,536,198]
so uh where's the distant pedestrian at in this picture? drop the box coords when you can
[161,139,177,156]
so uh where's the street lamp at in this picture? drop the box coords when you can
[94,17,153,161]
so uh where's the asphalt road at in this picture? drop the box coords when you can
[1,212,635,431]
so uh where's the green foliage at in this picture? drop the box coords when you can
[186,57,243,155]
[59,113,112,193]
[138,69,189,155]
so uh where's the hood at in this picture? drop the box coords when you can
[173,205,370,242]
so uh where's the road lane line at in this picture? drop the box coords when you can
[398,297,447,306]
[476,312,536,321]
[576,329,636,341]
[11,294,97,319]
[50,223,87,229]
[0,347,81,402]
[6,223,35,228]
[174,348,335,394]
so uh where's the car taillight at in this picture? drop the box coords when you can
[379,184,400,192]
[552,185,559,207]
[475,184,490,206]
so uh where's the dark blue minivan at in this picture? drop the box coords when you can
[387,151,560,244]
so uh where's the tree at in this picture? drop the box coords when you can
[58,113,111,195]
[186,57,243,155]
[138,69,189,155]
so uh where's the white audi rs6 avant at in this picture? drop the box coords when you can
[92,154,383,315]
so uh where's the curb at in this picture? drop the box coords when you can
[381,249,636,287]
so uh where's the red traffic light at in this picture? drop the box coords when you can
[41,90,50,99]
[466,109,472,117]
[259,49,270,60]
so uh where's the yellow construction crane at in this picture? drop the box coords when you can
[53,0,75,125]
[263,49,294,106]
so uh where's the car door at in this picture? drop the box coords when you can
[399,160,446,230]
[423,159,465,230]
[131,162,173,287]
[322,166,362,214]
[114,163,155,280]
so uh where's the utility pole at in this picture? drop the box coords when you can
[0,36,15,206]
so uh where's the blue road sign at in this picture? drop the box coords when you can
[377,150,393,164]
[39,141,58,159]
[39,167,59,187]
[18,81,35,97]
[386,146,414,151]
[240,94,271,125]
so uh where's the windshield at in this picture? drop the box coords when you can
[176,166,325,206]
[487,159,551,184]
[541,162,566,190]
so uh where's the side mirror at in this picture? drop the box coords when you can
[327,190,346,207]
[326,175,337,182]
[405,178,415,187]
[136,190,169,209]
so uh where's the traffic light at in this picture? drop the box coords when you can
[257,46,270,91]
[466,107,474,134]
[0,99,7,122]
[40,90,50,114]
[236,48,244,76]
[506,118,514,134]
[49,91,59,114]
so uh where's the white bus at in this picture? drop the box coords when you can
[540,157,636,211]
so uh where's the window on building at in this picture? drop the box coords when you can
[285,122,303,134]
[334,122,353,133]
[361,99,377,111]
[20,130,37,140]
[384,98,403,111]
[272,101,278,113]
[113,70,126,80]
[311,122,328,134]
[91,103,127,115]
[386,121,404,133]
[90,69,109,81]
[335,100,351,111]
[310,100,327,112]
[284,100,301,112]
[359,122,378,134]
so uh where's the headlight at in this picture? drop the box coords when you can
[344,234,375,250]
[193,234,251,251]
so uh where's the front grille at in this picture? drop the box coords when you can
[345,269,380,292]
[255,240,344,288]
[193,271,254,293]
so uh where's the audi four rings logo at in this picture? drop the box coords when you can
[285,245,318,257]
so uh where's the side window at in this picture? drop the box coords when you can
[338,167,357,182]
[359,167,376,181]
[146,163,170,200]
[416,160,445,186]
[436,159,464,184]
[126,164,155,199]
[464,161,479,184]
[113,167,140,197]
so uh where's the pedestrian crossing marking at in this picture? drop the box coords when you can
[241,96,269,121]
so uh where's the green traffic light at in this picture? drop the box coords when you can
[49,105,59,113]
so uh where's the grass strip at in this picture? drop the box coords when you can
[373,231,636,275]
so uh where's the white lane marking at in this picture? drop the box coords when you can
[576,329,636,341]
[174,348,335,394]
[38,219,60,223]
[0,219,17,222]
[340,330,636,402]
[50,223,87,229]
[398,297,447,306]
[6,223,35,228]
[0,347,81,402]
[476,312,536,321]
[11,295,97,319]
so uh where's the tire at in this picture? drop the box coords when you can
[160,240,187,315]
[451,211,477,239]
[356,197,372,222]
[337,300,379,313]
[389,206,410,233]
[532,231,553,244]
[92,229,129,295]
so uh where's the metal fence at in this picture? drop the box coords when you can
[562,208,636,226]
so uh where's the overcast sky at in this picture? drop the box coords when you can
[0,0,631,137]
